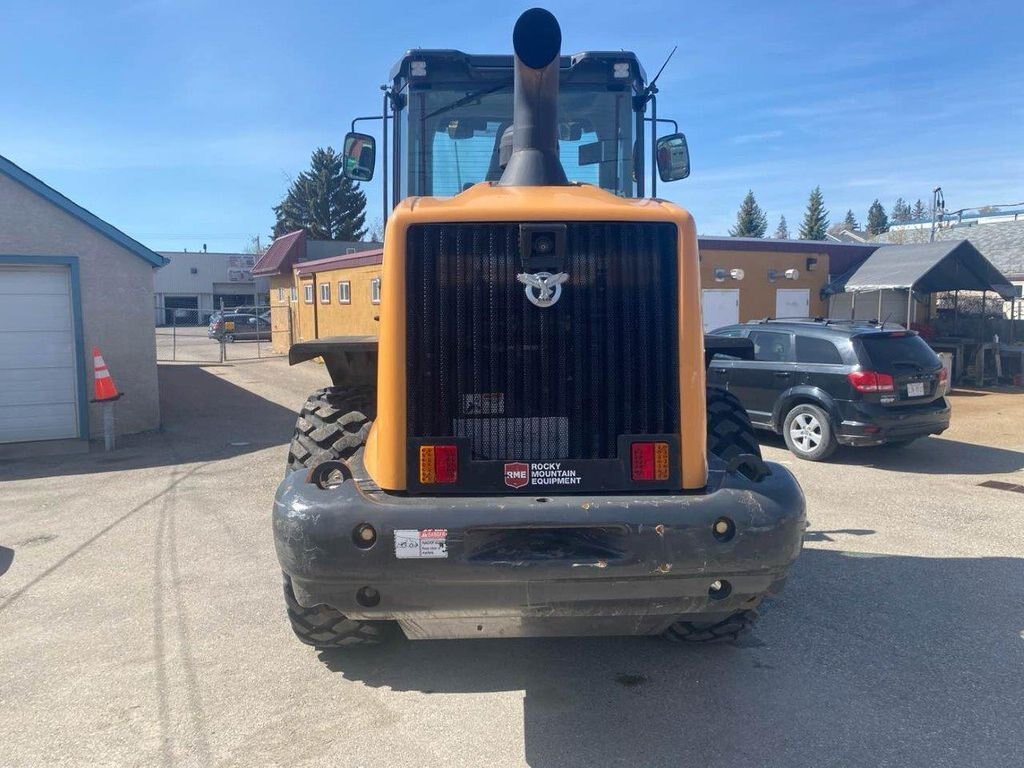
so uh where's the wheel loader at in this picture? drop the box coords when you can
[273,8,806,648]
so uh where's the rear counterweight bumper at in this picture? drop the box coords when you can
[273,457,807,638]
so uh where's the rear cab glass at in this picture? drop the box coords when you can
[857,333,940,372]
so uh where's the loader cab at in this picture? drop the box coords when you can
[346,49,687,213]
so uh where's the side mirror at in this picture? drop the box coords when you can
[656,133,690,182]
[343,132,376,181]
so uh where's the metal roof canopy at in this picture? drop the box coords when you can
[824,239,1016,300]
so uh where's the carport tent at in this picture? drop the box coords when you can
[824,239,1016,302]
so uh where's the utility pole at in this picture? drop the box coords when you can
[930,186,944,243]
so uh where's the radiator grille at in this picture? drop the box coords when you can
[406,222,679,463]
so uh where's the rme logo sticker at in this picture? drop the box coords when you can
[503,462,582,488]
[504,462,529,489]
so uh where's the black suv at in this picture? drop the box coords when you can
[708,319,950,461]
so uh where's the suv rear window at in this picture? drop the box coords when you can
[858,333,939,371]
[796,336,843,364]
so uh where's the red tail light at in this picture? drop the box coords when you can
[419,445,458,484]
[631,442,670,481]
[938,367,948,383]
[847,370,895,393]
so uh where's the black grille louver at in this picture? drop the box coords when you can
[406,222,679,472]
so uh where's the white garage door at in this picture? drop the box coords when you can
[776,288,810,319]
[0,265,80,443]
[702,289,740,332]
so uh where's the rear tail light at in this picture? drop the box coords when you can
[419,445,458,484]
[631,441,670,481]
[847,370,895,393]
[938,368,948,383]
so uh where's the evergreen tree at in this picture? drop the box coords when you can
[866,199,889,235]
[891,197,911,223]
[273,147,367,240]
[728,190,768,237]
[842,209,859,230]
[912,199,926,221]
[798,186,829,240]
[774,214,789,239]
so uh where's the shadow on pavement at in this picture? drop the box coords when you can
[317,548,1024,767]
[0,364,299,480]
[759,432,1024,475]
[803,528,875,542]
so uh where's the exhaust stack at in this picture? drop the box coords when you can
[498,8,569,187]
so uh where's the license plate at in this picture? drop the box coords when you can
[907,382,925,397]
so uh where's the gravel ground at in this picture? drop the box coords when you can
[1,360,1022,767]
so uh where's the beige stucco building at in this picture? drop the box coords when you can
[0,154,166,444]
[251,230,382,352]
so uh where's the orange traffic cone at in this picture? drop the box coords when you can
[92,347,120,402]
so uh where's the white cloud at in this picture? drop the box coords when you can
[731,130,784,145]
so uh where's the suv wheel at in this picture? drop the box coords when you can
[783,403,836,461]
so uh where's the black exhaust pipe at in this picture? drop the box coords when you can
[498,8,569,187]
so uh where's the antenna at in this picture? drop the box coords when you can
[647,45,677,95]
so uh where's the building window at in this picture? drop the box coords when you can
[338,281,351,304]
[370,277,382,304]
[277,287,284,301]
[290,286,297,302]
[320,283,331,304]
[304,284,313,304]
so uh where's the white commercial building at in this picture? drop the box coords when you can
[154,250,271,325]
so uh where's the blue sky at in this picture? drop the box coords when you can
[2,0,1022,251]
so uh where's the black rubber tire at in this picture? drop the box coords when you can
[286,386,375,474]
[664,608,759,643]
[282,573,394,649]
[281,386,393,649]
[706,387,761,462]
[782,402,837,461]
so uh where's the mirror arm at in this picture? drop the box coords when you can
[644,116,679,133]
[350,114,390,134]
[650,90,657,198]
[381,87,389,230]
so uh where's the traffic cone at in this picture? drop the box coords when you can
[92,347,120,402]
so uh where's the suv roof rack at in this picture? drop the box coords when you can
[746,317,883,327]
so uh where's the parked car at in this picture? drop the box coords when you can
[708,319,950,461]
[208,312,270,342]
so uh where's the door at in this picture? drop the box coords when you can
[775,288,809,319]
[0,265,80,442]
[702,289,740,332]
[729,329,794,426]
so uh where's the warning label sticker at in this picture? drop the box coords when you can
[462,392,505,415]
[503,462,582,488]
[394,528,448,559]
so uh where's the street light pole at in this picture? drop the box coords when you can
[930,186,944,243]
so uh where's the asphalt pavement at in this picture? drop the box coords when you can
[1,358,1022,767]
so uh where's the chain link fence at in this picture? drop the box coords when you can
[155,300,285,362]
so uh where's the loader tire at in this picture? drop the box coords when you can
[663,609,760,644]
[282,573,394,649]
[286,386,375,474]
[706,386,761,462]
